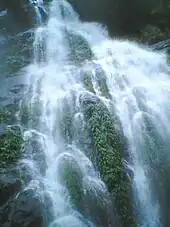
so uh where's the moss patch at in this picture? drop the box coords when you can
[83,72,95,94]
[82,97,135,226]
[0,127,23,168]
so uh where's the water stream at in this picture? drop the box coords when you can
[18,0,170,226]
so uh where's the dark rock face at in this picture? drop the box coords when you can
[0,172,52,227]
[0,169,22,226]
[10,189,45,227]
[0,171,22,207]
[0,0,48,33]
[149,39,170,52]
[67,0,151,36]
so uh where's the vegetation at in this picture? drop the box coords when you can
[0,127,23,168]
[82,97,135,226]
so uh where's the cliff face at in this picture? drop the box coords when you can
[67,0,170,42]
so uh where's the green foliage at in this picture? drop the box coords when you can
[0,128,23,168]
[0,108,13,124]
[82,98,135,226]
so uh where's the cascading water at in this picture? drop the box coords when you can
[18,0,170,226]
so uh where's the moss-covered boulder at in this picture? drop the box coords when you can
[81,95,135,226]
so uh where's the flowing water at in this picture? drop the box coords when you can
[18,0,170,226]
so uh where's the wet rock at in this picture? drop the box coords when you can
[80,93,100,106]
[0,169,23,226]
[83,179,118,227]
[0,171,22,207]
[0,186,51,227]
[22,131,47,176]
[149,39,170,52]
[0,124,6,136]
[4,0,38,28]
[0,0,48,33]
[10,189,45,227]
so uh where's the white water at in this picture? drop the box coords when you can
[19,0,170,226]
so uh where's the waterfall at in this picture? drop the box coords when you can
[18,0,170,226]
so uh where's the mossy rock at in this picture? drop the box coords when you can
[57,153,84,210]
[66,31,93,64]
[82,65,111,99]
[81,96,135,226]
[59,99,75,144]
[0,127,23,168]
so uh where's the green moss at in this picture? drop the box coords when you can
[66,31,93,64]
[82,98,135,226]
[0,128,23,168]
[83,73,95,94]
[57,154,84,210]
[59,100,75,143]
[97,76,110,99]
[82,69,111,99]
